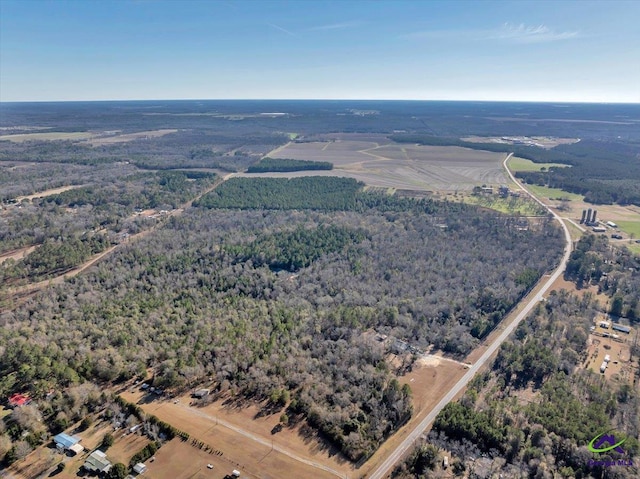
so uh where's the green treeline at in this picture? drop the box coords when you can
[247,157,333,173]
[226,224,366,271]
[194,176,362,210]
[433,401,509,454]
[194,176,472,215]
[390,134,640,206]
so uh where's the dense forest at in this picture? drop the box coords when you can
[246,157,333,173]
[2,101,636,474]
[0,186,564,462]
[393,238,640,479]
[390,134,640,206]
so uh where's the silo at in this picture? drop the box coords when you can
[592,210,598,223]
[580,210,586,224]
[587,208,593,224]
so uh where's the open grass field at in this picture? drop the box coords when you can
[616,220,640,238]
[450,193,547,216]
[625,242,640,255]
[526,184,584,202]
[261,140,508,191]
[507,156,571,172]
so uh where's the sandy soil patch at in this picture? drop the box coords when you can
[120,391,345,479]
[0,245,37,264]
[548,275,610,310]
[144,438,259,479]
[585,327,636,385]
[13,185,85,202]
[0,132,97,142]
[84,129,178,146]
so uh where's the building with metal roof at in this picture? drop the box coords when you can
[83,450,112,474]
[53,433,80,450]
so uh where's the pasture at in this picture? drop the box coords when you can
[260,140,508,191]
[507,156,571,172]
[526,184,583,202]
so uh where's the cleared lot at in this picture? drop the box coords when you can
[252,140,507,191]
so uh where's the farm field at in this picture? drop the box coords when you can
[259,140,508,191]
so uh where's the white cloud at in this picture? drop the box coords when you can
[404,23,579,44]
[490,23,579,43]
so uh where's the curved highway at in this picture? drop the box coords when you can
[367,153,573,479]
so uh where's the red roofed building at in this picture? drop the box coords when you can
[8,393,31,408]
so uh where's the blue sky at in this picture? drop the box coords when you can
[1,0,638,102]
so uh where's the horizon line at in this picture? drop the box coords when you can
[2,98,639,105]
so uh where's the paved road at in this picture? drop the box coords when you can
[367,153,573,479]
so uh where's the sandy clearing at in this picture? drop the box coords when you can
[84,129,178,146]
[0,132,97,142]
[0,245,38,264]
[13,185,85,202]
[120,391,343,479]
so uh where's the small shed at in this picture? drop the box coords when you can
[193,388,210,398]
[133,463,147,474]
